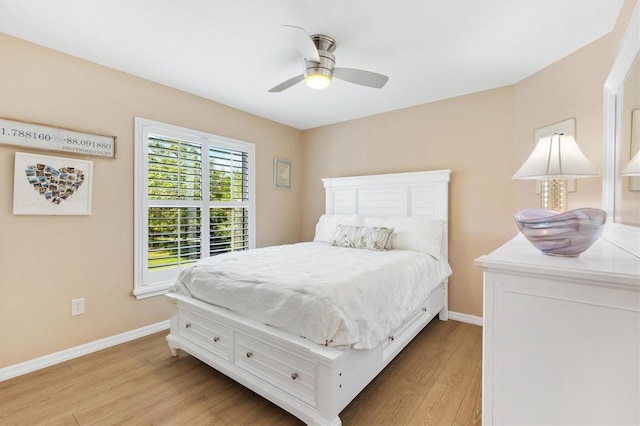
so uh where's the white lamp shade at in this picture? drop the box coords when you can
[512,134,599,180]
[622,151,640,176]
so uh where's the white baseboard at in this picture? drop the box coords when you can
[0,320,170,382]
[1,312,481,382]
[448,310,483,326]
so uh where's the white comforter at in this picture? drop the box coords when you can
[170,242,452,349]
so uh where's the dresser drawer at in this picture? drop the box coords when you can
[235,333,316,407]
[178,309,231,361]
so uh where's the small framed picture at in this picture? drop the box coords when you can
[13,152,93,215]
[274,158,292,190]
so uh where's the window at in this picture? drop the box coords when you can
[134,117,255,299]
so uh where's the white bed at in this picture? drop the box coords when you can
[166,169,452,425]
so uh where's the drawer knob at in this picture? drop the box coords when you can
[291,372,299,380]
[422,307,428,312]
[213,336,220,342]
[185,323,192,329]
[246,351,253,358]
[388,335,395,341]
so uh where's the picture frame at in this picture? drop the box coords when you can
[274,158,292,190]
[0,117,116,158]
[13,152,93,215]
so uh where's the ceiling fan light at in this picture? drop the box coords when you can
[305,73,331,89]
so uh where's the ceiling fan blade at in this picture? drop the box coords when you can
[333,68,389,89]
[283,25,320,63]
[268,74,304,93]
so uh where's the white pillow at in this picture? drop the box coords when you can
[313,214,364,243]
[362,216,445,259]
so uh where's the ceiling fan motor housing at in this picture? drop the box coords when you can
[304,34,336,79]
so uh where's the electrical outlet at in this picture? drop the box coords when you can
[71,298,85,316]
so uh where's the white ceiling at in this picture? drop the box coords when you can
[0,0,624,130]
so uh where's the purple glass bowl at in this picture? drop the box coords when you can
[514,208,607,257]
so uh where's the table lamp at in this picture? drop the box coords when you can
[511,133,606,257]
[512,133,599,212]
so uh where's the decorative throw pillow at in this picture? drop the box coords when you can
[331,225,394,251]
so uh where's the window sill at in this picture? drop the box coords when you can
[133,284,170,300]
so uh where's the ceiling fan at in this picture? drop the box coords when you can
[268,25,389,92]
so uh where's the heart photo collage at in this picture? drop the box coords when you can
[25,163,85,205]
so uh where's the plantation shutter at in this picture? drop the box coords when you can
[209,147,250,255]
[134,117,255,299]
[147,136,203,270]
[146,137,250,271]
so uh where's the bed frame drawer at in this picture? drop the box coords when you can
[178,310,231,361]
[235,333,317,407]
[382,285,444,361]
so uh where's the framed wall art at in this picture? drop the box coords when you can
[13,152,93,215]
[0,118,116,158]
[274,158,292,190]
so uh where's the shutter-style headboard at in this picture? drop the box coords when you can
[322,170,452,258]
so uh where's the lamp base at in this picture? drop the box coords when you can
[540,179,568,212]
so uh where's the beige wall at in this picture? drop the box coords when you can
[514,2,633,213]
[514,0,636,215]
[302,0,638,319]
[0,34,302,367]
[302,88,516,318]
[1,0,636,369]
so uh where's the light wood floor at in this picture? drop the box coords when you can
[0,319,482,425]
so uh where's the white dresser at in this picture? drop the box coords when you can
[476,234,640,425]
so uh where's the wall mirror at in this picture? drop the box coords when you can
[603,2,640,257]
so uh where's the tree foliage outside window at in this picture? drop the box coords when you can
[147,136,250,270]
